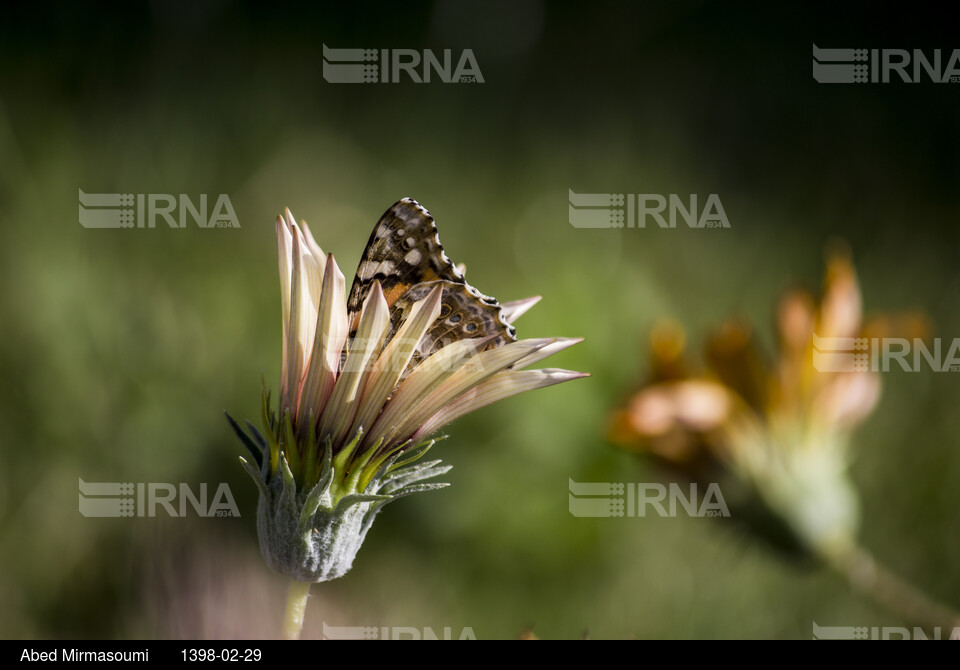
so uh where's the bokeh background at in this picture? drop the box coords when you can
[1,1,959,639]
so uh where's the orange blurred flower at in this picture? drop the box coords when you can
[610,247,928,555]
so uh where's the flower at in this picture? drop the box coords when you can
[609,247,927,556]
[228,202,587,583]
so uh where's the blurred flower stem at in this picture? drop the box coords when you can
[820,540,960,634]
[283,579,311,640]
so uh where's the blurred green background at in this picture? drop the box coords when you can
[1,1,959,639]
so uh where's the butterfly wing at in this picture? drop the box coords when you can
[391,279,515,361]
[346,198,463,318]
[346,198,516,364]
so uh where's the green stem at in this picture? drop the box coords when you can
[282,579,312,640]
[820,540,960,635]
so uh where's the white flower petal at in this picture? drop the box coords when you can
[349,284,444,441]
[511,337,582,370]
[298,217,326,263]
[412,368,589,441]
[277,215,293,407]
[282,226,306,414]
[284,221,326,416]
[298,253,347,428]
[293,224,323,354]
[500,296,542,324]
[319,280,391,446]
[366,336,494,449]
[382,338,556,448]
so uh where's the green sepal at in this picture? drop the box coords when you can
[301,410,320,491]
[260,383,279,475]
[228,394,453,583]
[225,412,263,469]
[281,411,302,485]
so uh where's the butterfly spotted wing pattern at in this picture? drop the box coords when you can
[346,198,516,367]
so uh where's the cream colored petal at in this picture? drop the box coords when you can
[298,253,348,429]
[299,218,326,263]
[812,371,881,431]
[293,223,324,347]
[286,221,325,417]
[285,209,325,295]
[319,281,391,447]
[777,289,815,353]
[511,337,582,370]
[382,338,556,448]
[626,380,734,436]
[670,381,735,431]
[625,388,675,435]
[366,336,493,448]
[776,289,817,416]
[276,215,293,406]
[282,227,305,414]
[500,296,542,324]
[411,368,589,441]
[819,251,862,339]
[348,285,444,441]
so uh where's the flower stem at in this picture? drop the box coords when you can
[282,579,312,640]
[820,540,960,635]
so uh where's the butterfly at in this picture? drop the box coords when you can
[345,198,517,369]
